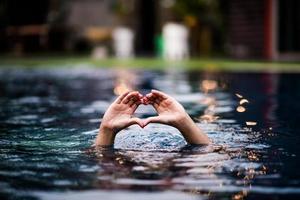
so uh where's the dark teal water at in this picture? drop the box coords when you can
[0,68,299,200]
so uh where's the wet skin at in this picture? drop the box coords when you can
[95,90,211,146]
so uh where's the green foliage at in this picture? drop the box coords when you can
[173,0,222,26]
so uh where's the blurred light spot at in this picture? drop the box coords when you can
[236,106,246,112]
[246,121,257,126]
[247,151,259,161]
[201,80,218,93]
[113,70,135,95]
[239,99,249,105]
[114,80,130,95]
[232,193,244,200]
[235,93,243,98]
[262,165,267,171]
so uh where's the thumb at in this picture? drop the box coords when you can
[128,117,145,128]
[143,116,164,127]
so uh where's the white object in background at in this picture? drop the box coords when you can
[112,27,134,58]
[163,23,189,61]
[92,46,108,60]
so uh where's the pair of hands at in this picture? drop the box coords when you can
[96,90,211,146]
[100,89,187,133]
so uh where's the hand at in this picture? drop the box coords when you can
[95,90,211,146]
[95,91,144,146]
[143,90,211,145]
[142,90,189,129]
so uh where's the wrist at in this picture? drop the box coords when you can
[95,124,116,146]
[173,113,193,130]
[99,123,115,135]
[174,114,211,145]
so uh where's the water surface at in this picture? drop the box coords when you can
[0,67,299,200]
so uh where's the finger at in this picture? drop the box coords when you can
[150,92,165,103]
[115,91,130,104]
[145,93,154,101]
[138,93,143,99]
[128,117,144,128]
[143,98,152,105]
[129,97,141,107]
[153,98,161,105]
[142,94,153,105]
[143,98,158,110]
[145,95,160,109]
[151,89,168,100]
[131,100,141,110]
[141,97,147,104]
[122,91,139,104]
[143,116,164,127]
[128,96,138,107]
[146,93,162,103]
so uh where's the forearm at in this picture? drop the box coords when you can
[95,126,116,146]
[175,115,211,145]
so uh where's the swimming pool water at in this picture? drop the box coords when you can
[0,67,299,200]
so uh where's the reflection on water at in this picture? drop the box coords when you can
[0,68,300,200]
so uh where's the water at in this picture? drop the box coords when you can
[0,67,299,200]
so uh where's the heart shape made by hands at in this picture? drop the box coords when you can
[100,90,186,134]
[97,90,211,146]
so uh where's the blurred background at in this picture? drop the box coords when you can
[1,2,300,199]
[0,0,299,62]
